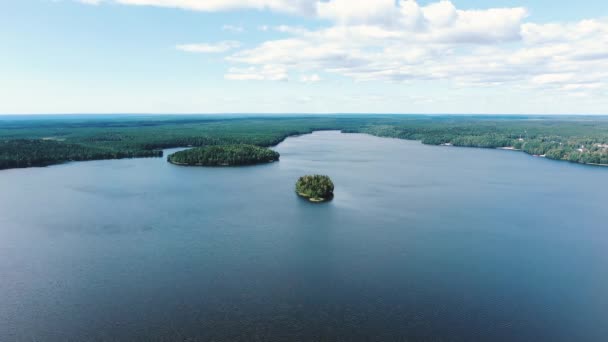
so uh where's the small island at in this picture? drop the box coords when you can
[167,145,279,166]
[295,175,334,202]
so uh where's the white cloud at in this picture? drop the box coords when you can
[224,1,530,83]
[317,0,399,26]
[300,74,321,83]
[76,0,103,4]
[176,41,240,53]
[225,65,288,81]
[531,73,576,85]
[80,0,318,15]
[274,25,309,35]
[422,1,457,28]
[221,1,607,95]
[77,0,608,95]
[222,25,244,33]
[317,0,527,43]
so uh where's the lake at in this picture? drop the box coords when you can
[1,131,607,341]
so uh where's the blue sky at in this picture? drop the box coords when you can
[1,0,607,114]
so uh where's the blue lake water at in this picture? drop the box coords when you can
[1,131,607,341]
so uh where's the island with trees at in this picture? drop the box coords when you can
[296,175,334,202]
[167,144,279,166]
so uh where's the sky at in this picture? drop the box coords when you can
[0,0,607,115]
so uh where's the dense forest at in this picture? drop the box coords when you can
[296,175,335,202]
[0,139,161,169]
[1,115,608,170]
[347,117,608,165]
[0,117,355,170]
[168,145,279,166]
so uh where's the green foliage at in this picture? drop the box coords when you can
[296,175,334,201]
[0,139,160,169]
[0,116,366,170]
[2,115,608,170]
[168,145,279,166]
[355,117,608,166]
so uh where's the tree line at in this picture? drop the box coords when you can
[2,116,608,170]
[0,139,161,170]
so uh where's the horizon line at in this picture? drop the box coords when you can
[1,113,608,117]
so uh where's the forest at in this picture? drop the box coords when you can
[1,115,608,170]
[0,139,161,169]
[168,145,279,166]
[348,117,608,165]
[0,116,353,170]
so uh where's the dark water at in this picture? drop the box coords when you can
[1,131,607,341]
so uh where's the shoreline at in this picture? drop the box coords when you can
[427,141,608,168]
[2,129,608,171]
[349,131,608,169]
[297,192,332,203]
[167,159,277,167]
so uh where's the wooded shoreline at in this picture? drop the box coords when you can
[3,116,608,170]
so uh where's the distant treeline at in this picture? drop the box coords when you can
[349,121,608,165]
[0,139,161,170]
[1,116,608,170]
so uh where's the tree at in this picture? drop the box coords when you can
[295,175,334,202]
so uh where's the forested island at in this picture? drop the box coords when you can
[2,115,608,170]
[296,175,334,202]
[168,144,279,166]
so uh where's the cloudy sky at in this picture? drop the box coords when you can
[1,0,607,114]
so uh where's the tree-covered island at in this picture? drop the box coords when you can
[168,144,279,166]
[296,175,334,202]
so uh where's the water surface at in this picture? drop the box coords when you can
[1,131,607,341]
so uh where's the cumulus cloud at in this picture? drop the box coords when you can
[79,0,318,15]
[222,1,607,95]
[176,41,240,53]
[317,0,400,26]
[221,0,532,84]
[87,0,526,44]
[77,0,608,94]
